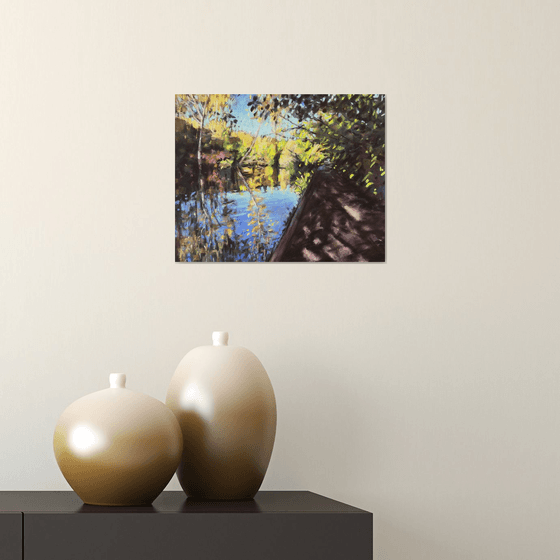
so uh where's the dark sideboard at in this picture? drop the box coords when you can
[0,491,372,559]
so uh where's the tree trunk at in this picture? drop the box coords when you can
[197,102,208,193]
[175,203,182,261]
[272,140,280,186]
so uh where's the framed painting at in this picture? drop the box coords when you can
[175,94,385,262]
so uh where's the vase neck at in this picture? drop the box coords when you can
[109,373,126,388]
[212,332,229,346]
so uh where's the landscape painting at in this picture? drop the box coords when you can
[175,94,385,262]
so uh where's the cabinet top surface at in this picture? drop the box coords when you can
[0,491,370,515]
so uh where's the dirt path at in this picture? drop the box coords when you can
[270,170,385,262]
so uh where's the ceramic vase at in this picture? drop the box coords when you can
[166,332,277,500]
[53,373,183,506]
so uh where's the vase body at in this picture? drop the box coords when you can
[53,373,183,506]
[166,332,277,500]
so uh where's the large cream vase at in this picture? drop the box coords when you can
[166,332,277,500]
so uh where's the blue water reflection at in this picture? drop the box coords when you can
[179,186,300,262]
[224,187,299,242]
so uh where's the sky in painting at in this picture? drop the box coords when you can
[230,94,275,137]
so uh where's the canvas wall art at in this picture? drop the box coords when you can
[175,94,385,262]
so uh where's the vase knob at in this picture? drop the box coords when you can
[109,373,126,388]
[212,332,229,346]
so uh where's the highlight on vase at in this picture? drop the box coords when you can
[175,94,385,263]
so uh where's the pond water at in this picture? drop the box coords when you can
[178,185,300,262]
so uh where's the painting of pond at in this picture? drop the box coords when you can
[175,94,385,262]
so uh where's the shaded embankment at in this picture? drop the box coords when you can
[270,171,385,262]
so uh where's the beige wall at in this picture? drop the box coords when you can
[1,0,559,558]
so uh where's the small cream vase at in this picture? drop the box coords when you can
[53,373,183,506]
[166,332,277,500]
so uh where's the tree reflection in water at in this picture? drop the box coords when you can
[176,181,299,262]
